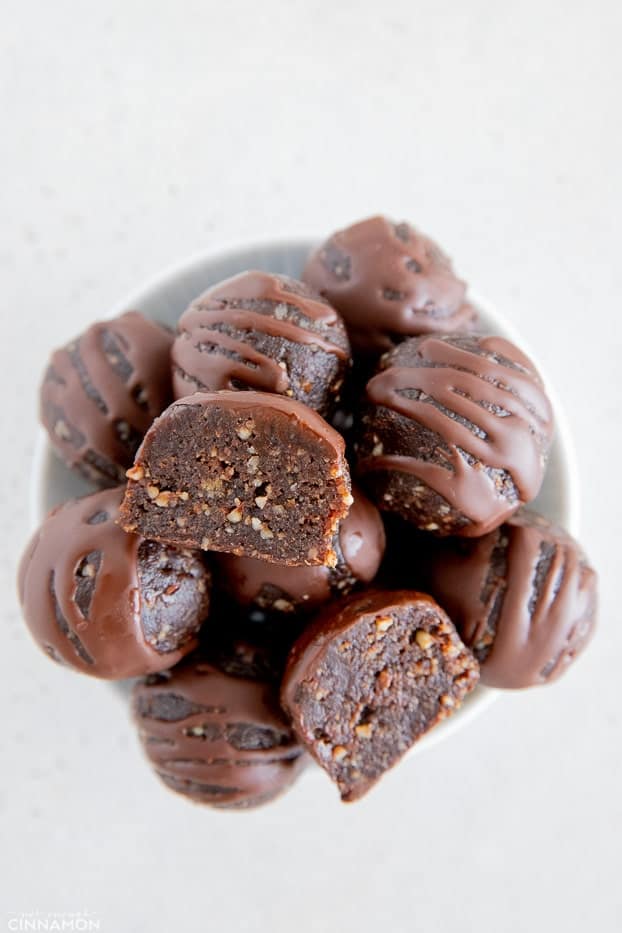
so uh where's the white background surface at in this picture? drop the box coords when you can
[1,2,620,931]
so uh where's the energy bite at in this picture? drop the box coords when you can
[120,390,352,566]
[133,654,305,809]
[40,311,174,487]
[423,510,598,688]
[215,484,386,615]
[303,215,477,355]
[356,334,554,537]
[172,271,350,416]
[281,590,479,801]
[17,487,210,679]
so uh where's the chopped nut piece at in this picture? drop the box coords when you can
[126,465,145,481]
[375,615,394,633]
[254,496,268,509]
[273,598,294,612]
[227,508,243,523]
[355,723,373,739]
[146,485,160,499]
[332,746,348,762]
[415,629,434,650]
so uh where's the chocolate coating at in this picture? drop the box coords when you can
[17,487,210,679]
[171,271,350,416]
[303,215,476,355]
[41,311,174,487]
[133,655,305,809]
[356,333,554,537]
[120,390,352,566]
[282,589,479,801]
[215,484,386,615]
[424,510,598,688]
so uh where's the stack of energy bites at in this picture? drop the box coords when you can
[18,216,598,807]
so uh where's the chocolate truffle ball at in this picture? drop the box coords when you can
[423,510,598,688]
[40,310,174,488]
[303,215,477,355]
[17,487,210,679]
[356,333,554,537]
[171,271,350,417]
[281,590,479,801]
[120,390,352,566]
[133,654,305,809]
[215,484,386,615]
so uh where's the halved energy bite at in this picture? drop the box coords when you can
[17,487,210,679]
[281,589,479,801]
[119,390,352,566]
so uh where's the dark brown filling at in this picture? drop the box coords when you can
[50,570,94,666]
[293,604,477,800]
[122,401,347,565]
[137,540,208,654]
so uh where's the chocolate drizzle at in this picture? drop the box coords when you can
[41,311,173,486]
[172,271,349,411]
[359,334,554,535]
[17,487,207,679]
[133,659,305,808]
[303,216,477,353]
[425,510,598,688]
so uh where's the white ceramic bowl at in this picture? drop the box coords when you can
[29,239,580,754]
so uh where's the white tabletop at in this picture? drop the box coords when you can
[1,2,620,931]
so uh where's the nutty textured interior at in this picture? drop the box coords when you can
[137,540,210,653]
[121,400,350,566]
[290,603,478,801]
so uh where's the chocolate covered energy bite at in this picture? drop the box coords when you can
[215,484,386,615]
[356,333,554,537]
[17,487,210,679]
[303,215,477,355]
[133,655,305,809]
[120,390,352,566]
[423,510,598,688]
[281,590,479,801]
[172,271,350,416]
[40,311,174,487]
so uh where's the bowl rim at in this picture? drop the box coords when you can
[28,235,581,756]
